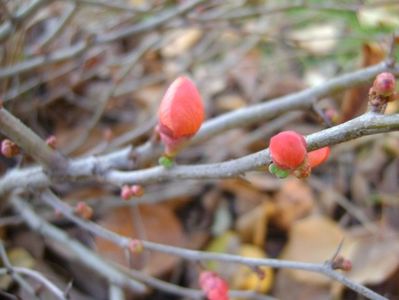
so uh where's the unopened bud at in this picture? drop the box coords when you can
[46,135,57,149]
[332,255,352,272]
[128,239,143,254]
[1,139,20,158]
[372,72,396,97]
[130,185,144,197]
[75,202,93,220]
[121,185,133,200]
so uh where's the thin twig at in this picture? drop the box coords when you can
[0,0,206,79]
[32,3,79,51]
[39,190,387,300]
[10,195,147,294]
[0,241,39,299]
[0,108,68,173]
[11,267,67,300]
[0,0,49,43]
[63,35,159,154]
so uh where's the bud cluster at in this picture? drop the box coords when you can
[268,131,330,179]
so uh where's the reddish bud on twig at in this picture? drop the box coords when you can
[128,239,143,254]
[45,135,57,149]
[121,185,133,200]
[308,147,330,168]
[269,131,307,170]
[368,72,397,113]
[199,271,229,300]
[131,185,144,197]
[1,139,20,158]
[372,72,396,97]
[121,185,145,200]
[331,255,352,272]
[75,202,93,220]
[158,76,204,156]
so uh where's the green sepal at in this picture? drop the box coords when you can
[268,163,289,178]
[159,156,174,169]
[275,168,289,179]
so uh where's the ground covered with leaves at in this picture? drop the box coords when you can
[0,0,399,299]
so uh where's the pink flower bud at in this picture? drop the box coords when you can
[121,185,133,200]
[128,239,143,254]
[332,255,352,272]
[158,76,204,155]
[75,202,93,220]
[308,146,330,168]
[269,131,307,170]
[199,271,229,300]
[1,139,19,158]
[45,135,57,149]
[130,185,144,197]
[372,72,396,97]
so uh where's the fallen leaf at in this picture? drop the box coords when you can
[272,178,315,230]
[288,24,338,55]
[280,216,350,285]
[95,204,185,276]
[358,6,399,28]
[161,28,202,58]
[231,244,274,298]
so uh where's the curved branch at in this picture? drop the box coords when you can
[104,112,399,185]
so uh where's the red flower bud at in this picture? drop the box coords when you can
[75,202,93,220]
[269,131,307,170]
[332,255,352,272]
[45,135,57,149]
[199,271,229,300]
[1,139,20,158]
[128,239,143,254]
[130,185,144,197]
[158,76,204,155]
[308,146,330,168]
[372,72,396,97]
[121,185,133,200]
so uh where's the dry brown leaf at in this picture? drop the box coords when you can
[288,24,338,55]
[229,49,262,100]
[274,269,331,300]
[358,6,399,28]
[215,94,247,112]
[95,204,185,276]
[346,229,399,285]
[272,178,315,230]
[218,179,271,215]
[161,28,202,58]
[236,202,276,247]
[280,216,350,285]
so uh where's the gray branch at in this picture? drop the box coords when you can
[11,195,147,294]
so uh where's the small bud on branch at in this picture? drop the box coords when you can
[158,76,205,157]
[1,139,20,158]
[199,271,229,300]
[75,202,93,220]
